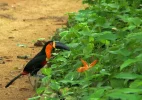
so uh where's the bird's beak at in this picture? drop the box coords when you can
[54,41,70,51]
[52,41,56,48]
[45,41,70,60]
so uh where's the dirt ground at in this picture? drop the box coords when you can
[0,0,84,100]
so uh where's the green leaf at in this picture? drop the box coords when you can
[59,80,80,85]
[62,51,71,58]
[90,88,105,98]
[87,88,108,99]
[28,96,41,100]
[59,80,73,84]
[37,38,45,41]
[50,81,60,91]
[96,16,106,26]
[41,68,51,76]
[59,31,69,37]
[42,76,50,84]
[126,32,142,41]
[120,59,138,71]
[127,25,136,30]
[136,54,142,61]
[107,91,141,100]
[109,48,131,56]
[110,79,125,88]
[17,44,27,47]
[83,43,94,54]
[127,17,142,26]
[67,43,79,48]
[36,87,46,94]
[114,72,142,80]
[95,31,117,41]
[130,80,142,88]
[119,88,142,94]
[75,13,85,21]
[100,69,111,76]
[89,36,94,42]
[56,57,67,62]
[107,3,119,9]
[65,72,74,80]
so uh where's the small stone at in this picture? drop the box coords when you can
[34,40,46,47]
[8,37,14,39]
[19,88,29,91]
[0,84,2,88]
[0,60,5,64]
[0,3,8,7]
[17,55,30,59]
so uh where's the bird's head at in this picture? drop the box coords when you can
[44,41,70,59]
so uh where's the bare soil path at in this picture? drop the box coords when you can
[0,0,84,99]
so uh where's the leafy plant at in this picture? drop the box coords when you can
[30,0,142,100]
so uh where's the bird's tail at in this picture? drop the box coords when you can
[5,73,22,88]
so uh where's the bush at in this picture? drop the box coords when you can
[30,0,142,100]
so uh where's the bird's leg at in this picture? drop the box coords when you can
[34,74,46,78]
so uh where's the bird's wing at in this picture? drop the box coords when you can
[23,55,46,73]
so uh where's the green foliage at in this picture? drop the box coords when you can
[30,0,142,99]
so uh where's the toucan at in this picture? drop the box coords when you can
[5,41,70,88]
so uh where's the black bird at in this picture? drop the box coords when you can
[5,41,69,88]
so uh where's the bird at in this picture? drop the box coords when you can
[5,41,70,88]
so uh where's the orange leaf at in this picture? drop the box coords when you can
[77,67,88,72]
[81,59,89,68]
[89,60,98,68]
[77,59,98,73]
